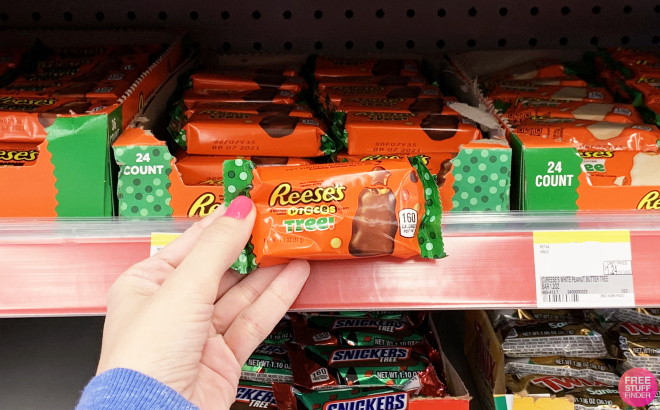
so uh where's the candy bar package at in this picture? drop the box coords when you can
[330,97,461,127]
[0,142,39,166]
[341,112,482,155]
[272,384,412,410]
[176,111,334,157]
[335,152,455,189]
[607,322,660,376]
[313,57,421,80]
[317,76,429,94]
[504,101,644,125]
[289,313,424,347]
[241,342,293,384]
[511,119,660,152]
[232,381,278,410]
[488,85,614,108]
[600,308,660,325]
[183,89,298,108]
[183,102,314,118]
[285,342,446,395]
[175,152,314,186]
[222,157,444,273]
[191,72,306,93]
[322,85,441,112]
[505,356,619,386]
[499,321,608,358]
[480,59,574,83]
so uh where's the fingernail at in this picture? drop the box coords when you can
[224,196,253,219]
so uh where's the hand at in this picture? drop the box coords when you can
[96,196,311,410]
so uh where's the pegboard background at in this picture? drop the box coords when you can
[0,1,659,53]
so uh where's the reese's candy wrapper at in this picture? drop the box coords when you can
[322,86,441,112]
[199,66,301,78]
[500,321,608,358]
[607,322,660,376]
[579,150,660,187]
[187,102,314,117]
[289,313,423,347]
[314,57,421,80]
[505,101,643,125]
[335,153,455,190]
[285,342,446,396]
[625,75,660,105]
[178,111,334,157]
[512,118,660,152]
[222,157,445,273]
[241,342,293,384]
[317,76,429,93]
[175,152,314,186]
[506,374,630,410]
[480,76,589,96]
[482,59,573,82]
[0,142,39,166]
[488,85,614,111]
[505,356,619,386]
[191,73,306,93]
[0,96,114,143]
[342,113,481,155]
[272,383,410,410]
[183,89,297,109]
[233,381,278,410]
[330,97,461,129]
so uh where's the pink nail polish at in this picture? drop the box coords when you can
[224,196,253,219]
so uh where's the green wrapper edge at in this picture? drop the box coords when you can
[408,156,446,259]
[223,159,258,274]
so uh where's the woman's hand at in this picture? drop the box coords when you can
[96,196,310,410]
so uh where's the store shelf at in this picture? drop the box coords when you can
[2,211,660,316]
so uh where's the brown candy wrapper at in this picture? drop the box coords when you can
[500,322,608,358]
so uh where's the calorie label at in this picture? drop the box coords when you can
[533,230,635,308]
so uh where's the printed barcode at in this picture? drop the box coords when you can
[543,294,580,303]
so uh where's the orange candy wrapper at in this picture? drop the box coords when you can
[489,85,614,105]
[512,118,660,152]
[185,102,314,118]
[314,57,421,80]
[177,111,335,157]
[183,89,297,109]
[191,73,306,93]
[580,150,660,187]
[341,112,482,155]
[317,75,429,93]
[175,152,313,186]
[0,142,39,166]
[481,59,571,82]
[322,85,441,111]
[335,152,455,189]
[222,157,445,273]
[336,96,459,115]
[505,101,643,125]
[0,95,115,143]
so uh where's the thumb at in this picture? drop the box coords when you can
[162,196,256,303]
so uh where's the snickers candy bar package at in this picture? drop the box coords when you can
[285,342,446,396]
[273,384,412,410]
[175,111,335,157]
[500,321,608,358]
[341,112,482,155]
[232,381,278,410]
[221,157,445,273]
[511,118,660,152]
[289,313,423,347]
[313,57,421,80]
[241,342,293,384]
[504,100,644,125]
[600,308,660,325]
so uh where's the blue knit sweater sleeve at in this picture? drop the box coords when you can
[76,368,200,410]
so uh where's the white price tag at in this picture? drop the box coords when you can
[533,230,635,308]
[150,233,182,256]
